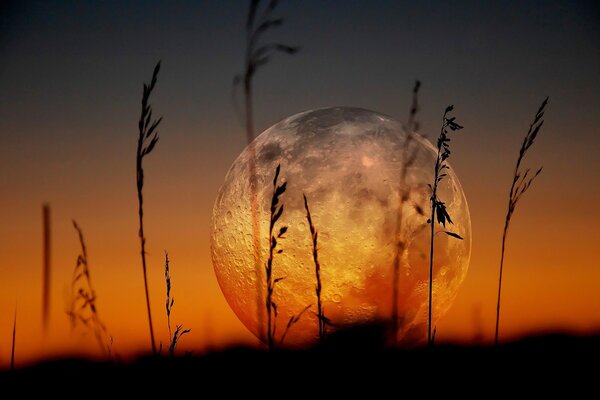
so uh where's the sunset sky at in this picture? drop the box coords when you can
[0,0,599,366]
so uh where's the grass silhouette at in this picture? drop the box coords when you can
[391,80,422,344]
[427,105,464,345]
[136,61,163,354]
[42,204,50,333]
[303,194,329,342]
[265,164,288,350]
[234,0,299,342]
[11,306,16,370]
[164,252,191,355]
[495,97,548,345]
[67,221,111,355]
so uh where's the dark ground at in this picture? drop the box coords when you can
[1,328,598,393]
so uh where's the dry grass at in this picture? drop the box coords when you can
[303,194,329,341]
[427,105,464,345]
[11,306,16,370]
[67,221,111,355]
[42,203,50,333]
[234,0,299,341]
[164,252,191,355]
[136,61,163,354]
[279,304,311,346]
[265,164,288,350]
[391,80,422,344]
[495,97,548,345]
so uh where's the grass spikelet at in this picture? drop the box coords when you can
[495,97,548,345]
[136,61,163,354]
[164,252,191,356]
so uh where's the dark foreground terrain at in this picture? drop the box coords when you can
[2,330,598,393]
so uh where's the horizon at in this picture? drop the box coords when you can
[0,0,599,367]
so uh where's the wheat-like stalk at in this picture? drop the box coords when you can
[265,164,288,350]
[303,194,330,341]
[427,105,464,346]
[391,80,422,344]
[495,97,548,345]
[136,61,162,354]
[234,0,299,341]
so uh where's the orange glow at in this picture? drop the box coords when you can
[1,116,599,369]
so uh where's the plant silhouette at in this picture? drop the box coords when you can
[67,220,111,355]
[11,306,16,370]
[495,97,548,345]
[233,0,299,341]
[42,204,51,333]
[427,105,464,345]
[164,252,191,355]
[391,80,422,344]
[265,164,288,349]
[303,194,329,341]
[136,61,163,354]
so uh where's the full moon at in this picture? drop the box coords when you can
[211,107,471,346]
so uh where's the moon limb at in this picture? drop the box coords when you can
[211,107,471,346]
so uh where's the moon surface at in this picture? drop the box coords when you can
[211,107,471,346]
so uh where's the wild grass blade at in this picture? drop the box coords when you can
[234,0,299,342]
[495,97,548,345]
[136,61,163,354]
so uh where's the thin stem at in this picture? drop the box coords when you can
[165,252,173,345]
[11,306,16,370]
[266,224,274,350]
[244,78,264,342]
[136,62,162,355]
[428,141,441,347]
[304,194,324,341]
[42,204,50,333]
[494,97,547,346]
[137,150,156,355]
[495,220,510,345]
[428,196,436,346]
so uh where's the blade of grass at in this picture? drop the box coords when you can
[391,80,421,344]
[136,61,163,354]
[42,203,50,333]
[11,305,16,370]
[303,194,326,341]
[234,0,299,342]
[495,97,548,345]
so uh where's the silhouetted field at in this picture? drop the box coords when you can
[2,330,598,389]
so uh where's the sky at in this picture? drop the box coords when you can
[0,0,599,366]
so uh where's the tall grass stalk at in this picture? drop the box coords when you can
[391,80,421,344]
[42,203,51,332]
[495,97,548,345]
[136,61,163,354]
[427,105,464,345]
[234,0,298,341]
[11,306,16,370]
[265,164,288,350]
[303,194,327,341]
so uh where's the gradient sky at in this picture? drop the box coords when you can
[1,0,599,366]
